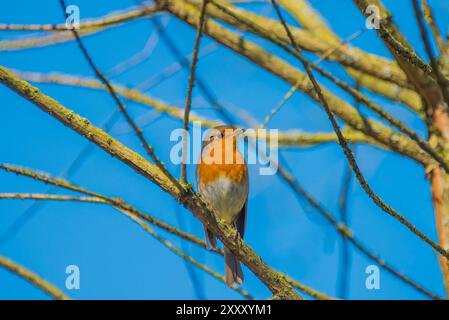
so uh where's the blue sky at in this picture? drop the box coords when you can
[0,0,448,299]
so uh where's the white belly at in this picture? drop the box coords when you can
[198,177,248,224]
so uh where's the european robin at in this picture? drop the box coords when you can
[196,125,248,286]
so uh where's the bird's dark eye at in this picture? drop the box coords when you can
[207,132,218,142]
[212,131,223,140]
[204,129,225,143]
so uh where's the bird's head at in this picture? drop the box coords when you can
[200,125,247,164]
[202,125,246,146]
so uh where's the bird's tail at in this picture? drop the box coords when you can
[224,246,243,286]
[204,226,217,249]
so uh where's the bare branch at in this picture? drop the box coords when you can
[58,0,183,193]
[0,66,302,299]
[150,16,234,123]
[421,0,445,53]
[0,256,69,300]
[275,0,423,114]
[337,83,360,300]
[199,0,446,171]
[196,0,410,89]
[137,42,218,92]
[0,165,331,299]
[413,0,449,111]
[159,0,435,168]
[258,144,443,300]
[120,208,254,299]
[0,5,161,50]
[181,0,210,183]
[18,70,385,150]
[0,193,105,202]
[270,0,449,262]
[255,19,445,173]
[0,192,253,299]
[0,4,161,31]
[352,0,444,113]
[1,162,439,298]
[0,164,218,254]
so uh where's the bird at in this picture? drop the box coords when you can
[196,125,248,286]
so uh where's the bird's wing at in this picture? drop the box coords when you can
[235,200,247,239]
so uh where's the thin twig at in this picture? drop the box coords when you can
[173,202,206,299]
[151,15,234,124]
[201,0,434,165]
[0,4,161,31]
[1,162,438,298]
[261,28,366,129]
[0,193,105,202]
[256,141,442,300]
[309,63,449,174]
[0,192,252,299]
[421,0,445,53]
[338,148,353,300]
[270,0,449,261]
[208,0,449,174]
[58,0,183,193]
[0,109,121,246]
[0,164,326,298]
[181,0,210,183]
[337,82,360,300]
[0,189,333,299]
[120,209,254,299]
[0,164,220,254]
[412,0,449,111]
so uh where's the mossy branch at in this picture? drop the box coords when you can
[352,0,444,111]
[190,0,421,115]
[0,182,335,299]
[191,0,409,89]
[0,66,302,300]
[270,0,449,263]
[202,0,448,174]
[1,167,440,299]
[17,70,384,149]
[0,165,330,298]
[275,0,423,114]
[158,0,435,168]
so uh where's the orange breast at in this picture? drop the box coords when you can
[197,138,247,185]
